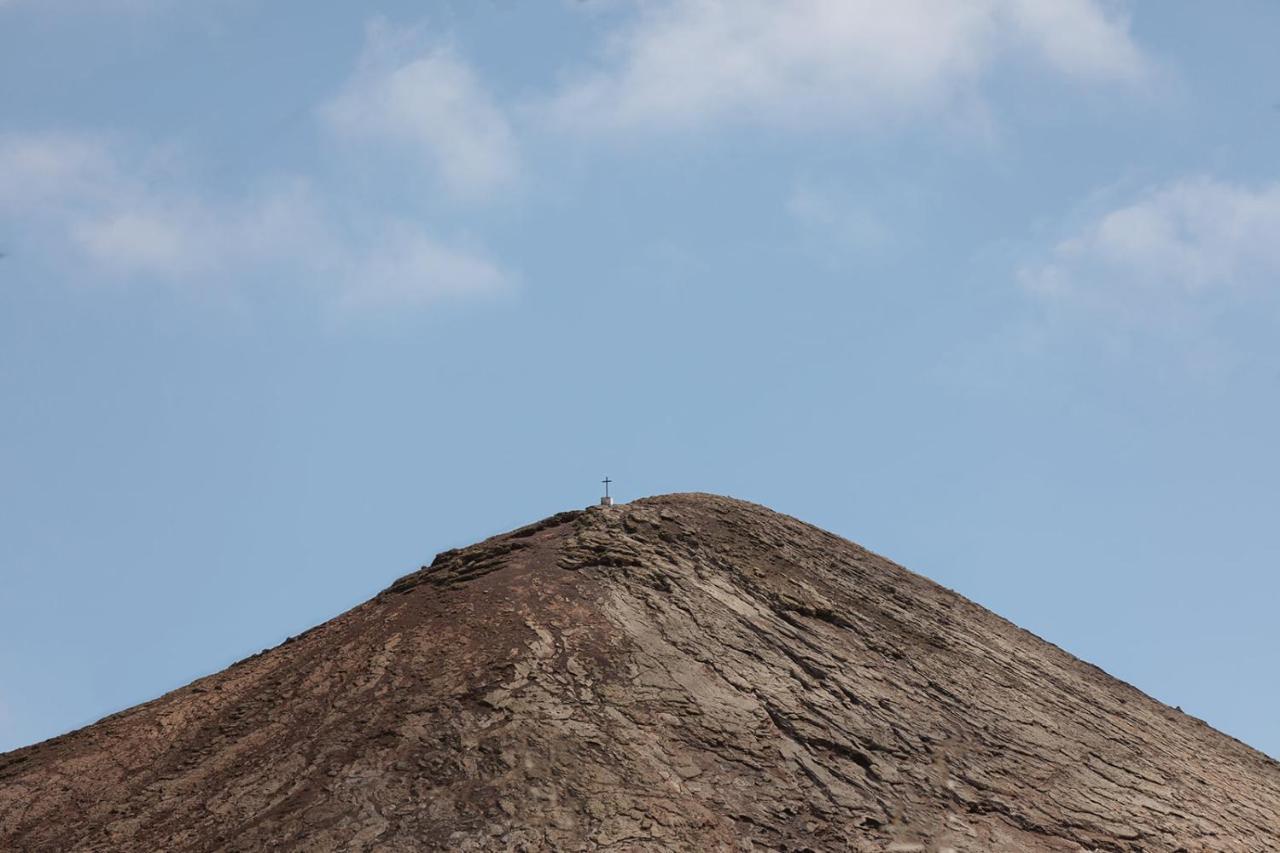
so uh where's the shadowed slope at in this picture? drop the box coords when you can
[1,494,1277,851]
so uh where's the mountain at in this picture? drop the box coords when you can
[2,493,1277,852]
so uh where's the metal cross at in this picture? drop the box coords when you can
[602,477,612,498]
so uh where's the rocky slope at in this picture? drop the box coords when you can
[1,493,1277,852]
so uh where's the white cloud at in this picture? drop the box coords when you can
[337,224,512,310]
[320,19,519,200]
[1003,0,1147,81]
[73,212,201,275]
[66,181,329,280]
[0,131,512,309]
[1023,177,1280,319]
[0,132,118,208]
[0,133,325,279]
[550,0,1150,133]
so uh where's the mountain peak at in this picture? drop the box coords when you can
[3,495,1278,851]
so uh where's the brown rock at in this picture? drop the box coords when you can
[1,493,1277,851]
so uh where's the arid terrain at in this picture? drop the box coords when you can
[1,493,1277,851]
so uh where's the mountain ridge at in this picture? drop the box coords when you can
[2,492,1277,852]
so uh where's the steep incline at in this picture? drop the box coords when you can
[1,494,1277,852]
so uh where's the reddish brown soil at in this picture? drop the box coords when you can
[1,494,1277,851]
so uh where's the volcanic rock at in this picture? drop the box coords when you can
[2,493,1277,851]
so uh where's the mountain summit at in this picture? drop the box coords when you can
[2,493,1277,851]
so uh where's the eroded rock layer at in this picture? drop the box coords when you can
[1,494,1277,851]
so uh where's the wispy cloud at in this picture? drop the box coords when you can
[0,131,513,309]
[320,19,519,200]
[549,0,1150,133]
[69,181,329,281]
[0,16,523,311]
[0,132,322,281]
[1002,0,1149,82]
[1022,176,1280,321]
[0,131,120,209]
[335,224,513,311]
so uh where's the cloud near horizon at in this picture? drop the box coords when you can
[550,0,1151,133]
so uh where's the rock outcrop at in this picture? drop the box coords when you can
[2,493,1277,851]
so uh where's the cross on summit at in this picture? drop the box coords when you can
[600,477,614,507]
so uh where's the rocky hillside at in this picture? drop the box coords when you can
[2,494,1277,852]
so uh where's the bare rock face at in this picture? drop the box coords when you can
[2,493,1278,852]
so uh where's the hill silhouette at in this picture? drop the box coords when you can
[2,493,1277,851]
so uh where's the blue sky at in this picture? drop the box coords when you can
[1,1,1278,759]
